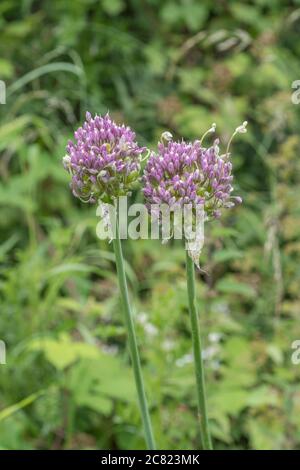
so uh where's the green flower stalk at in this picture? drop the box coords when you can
[63,112,155,449]
[143,124,247,449]
[185,251,212,449]
[112,211,156,449]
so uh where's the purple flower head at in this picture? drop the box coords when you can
[142,132,243,220]
[63,112,145,203]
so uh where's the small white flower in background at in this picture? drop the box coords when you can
[137,312,158,337]
[176,353,193,367]
[211,360,221,371]
[202,345,219,360]
[137,312,148,325]
[208,332,222,343]
[162,339,175,352]
[144,323,158,337]
[215,302,230,315]
[102,344,119,355]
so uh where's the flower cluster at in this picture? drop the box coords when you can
[63,112,145,203]
[142,135,242,220]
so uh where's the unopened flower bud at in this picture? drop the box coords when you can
[161,131,173,143]
[235,121,248,134]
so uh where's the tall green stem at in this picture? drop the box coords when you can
[185,251,212,450]
[112,217,156,450]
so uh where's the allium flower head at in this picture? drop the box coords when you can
[63,112,145,203]
[143,126,244,219]
[142,123,246,267]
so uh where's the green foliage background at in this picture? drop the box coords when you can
[1,0,300,450]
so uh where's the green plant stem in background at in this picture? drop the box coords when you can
[112,217,156,450]
[185,251,213,450]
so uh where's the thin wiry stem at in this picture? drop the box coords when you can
[112,214,156,450]
[185,251,213,450]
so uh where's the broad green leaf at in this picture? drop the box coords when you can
[216,277,256,298]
